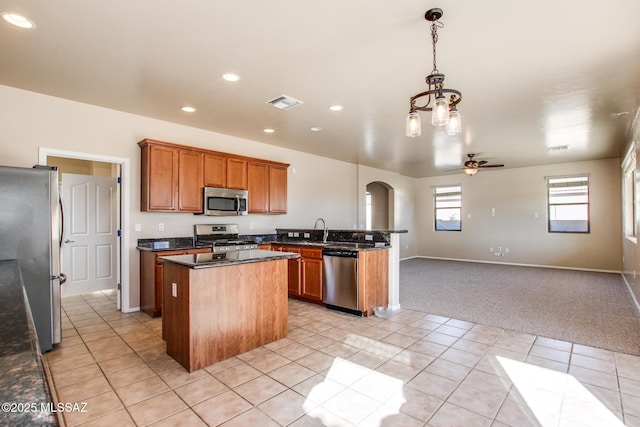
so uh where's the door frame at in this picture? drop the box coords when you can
[39,148,132,313]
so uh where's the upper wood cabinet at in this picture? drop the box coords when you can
[139,139,203,212]
[139,138,287,214]
[248,161,288,214]
[248,162,269,213]
[204,154,248,190]
[178,149,203,212]
[140,140,179,211]
[226,158,248,190]
[269,164,288,214]
[203,153,227,188]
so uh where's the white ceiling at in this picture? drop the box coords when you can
[1,0,639,177]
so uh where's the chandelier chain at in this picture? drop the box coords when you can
[430,21,443,74]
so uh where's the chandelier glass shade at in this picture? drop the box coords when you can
[406,8,462,137]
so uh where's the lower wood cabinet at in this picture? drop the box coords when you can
[139,248,211,317]
[358,248,389,316]
[272,244,323,305]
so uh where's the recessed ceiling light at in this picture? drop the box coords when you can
[1,12,36,29]
[310,127,323,132]
[263,128,275,133]
[222,73,240,82]
[181,106,196,113]
[329,105,343,111]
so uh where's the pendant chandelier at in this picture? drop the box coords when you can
[406,8,462,137]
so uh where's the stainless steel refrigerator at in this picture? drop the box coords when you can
[0,165,65,352]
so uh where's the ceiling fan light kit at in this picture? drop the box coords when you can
[462,154,504,176]
[406,8,462,137]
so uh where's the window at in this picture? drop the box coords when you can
[622,144,637,240]
[546,175,590,233]
[434,185,461,231]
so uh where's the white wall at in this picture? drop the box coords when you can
[621,107,640,306]
[0,84,625,311]
[416,158,622,271]
[0,85,379,309]
[357,165,416,260]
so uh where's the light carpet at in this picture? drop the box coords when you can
[399,258,640,356]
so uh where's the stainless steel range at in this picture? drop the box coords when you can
[194,224,258,253]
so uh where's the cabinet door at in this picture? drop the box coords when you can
[153,250,186,316]
[300,248,323,302]
[203,153,227,188]
[287,247,302,296]
[269,165,288,214]
[248,162,269,213]
[178,150,204,212]
[227,158,248,190]
[146,144,179,211]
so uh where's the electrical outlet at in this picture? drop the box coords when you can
[158,223,164,231]
[172,283,177,297]
[288,232,293,237]
[490,247,494,252]
[365,235,373,241]
[293,232,300,237]
[304,233,310,238]
[134,223,141,232]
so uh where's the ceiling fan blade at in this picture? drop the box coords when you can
[479,164,504,168]
[477,160,488,166]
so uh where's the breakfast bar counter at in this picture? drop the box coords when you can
[159,250,298,372]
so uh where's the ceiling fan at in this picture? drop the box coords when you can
[461,154,504,176]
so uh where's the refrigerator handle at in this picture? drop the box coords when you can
[59,196,64,249]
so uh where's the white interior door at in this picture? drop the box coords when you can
[62,173,119,296]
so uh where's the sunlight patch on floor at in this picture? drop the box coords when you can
[304,357,404,426]
[497,356,624,427]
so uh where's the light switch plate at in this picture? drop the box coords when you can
[172,283,177,297]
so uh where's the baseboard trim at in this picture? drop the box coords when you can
[409,255,622,274]
[620,273,640,314]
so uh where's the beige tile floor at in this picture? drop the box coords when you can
[42,289,640,426]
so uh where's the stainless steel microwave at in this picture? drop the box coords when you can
[203,187,248,216]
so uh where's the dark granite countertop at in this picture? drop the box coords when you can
[158,249,300,269]
[0,260,57,426]
[271,241,390,251]
[136,237,197,251]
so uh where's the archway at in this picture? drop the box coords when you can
[366,181,394,230]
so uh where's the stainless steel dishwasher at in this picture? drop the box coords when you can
[322,248,361,315]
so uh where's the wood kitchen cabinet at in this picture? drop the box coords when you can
[272,244,322,304]
[226,157,248,190]
[139,139,203,213]
[358,248,389,316]
[178,149,203,212]
[203,153,227,188]
[248,161,288,214]
[269,164,288,214]
[248,162,268,213]
[139,247,211,317]
[139,138,287,214]
[140,141,178,211]
[300,248,322,302]
[203,153,248,190]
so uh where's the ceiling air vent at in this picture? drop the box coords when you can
[266,95,304,110]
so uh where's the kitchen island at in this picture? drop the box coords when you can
[159,250,299,372]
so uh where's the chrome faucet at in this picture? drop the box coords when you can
[313,218,329,243]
